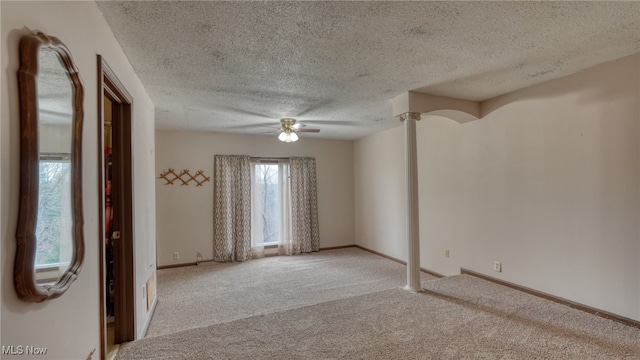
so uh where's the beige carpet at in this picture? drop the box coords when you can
[117,248,640,359]
[145,248,436,338]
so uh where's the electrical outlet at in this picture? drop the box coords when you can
[173,252,179,260]
[493,261,502,272]
[445,249,450,258]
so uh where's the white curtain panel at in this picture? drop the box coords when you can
[289,157,320,254]
[213,155,252,262]
[249,163,265,258]
[277,162,293,256]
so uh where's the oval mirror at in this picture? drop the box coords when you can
[15,32,84,302]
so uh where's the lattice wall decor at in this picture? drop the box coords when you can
[158,168,211,186]
[182,170,211,186]
[158,168,180,185]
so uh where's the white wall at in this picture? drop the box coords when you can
[354,54,640,321]
[155,130,354,267]
[1,1,157,358]
[353,126,406,261]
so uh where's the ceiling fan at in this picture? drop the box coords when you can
[277,118,320,143]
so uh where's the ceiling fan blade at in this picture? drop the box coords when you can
[224,122,274,130]
[258,124,282,129]
[298,128,320,133]
[301,120,359,127]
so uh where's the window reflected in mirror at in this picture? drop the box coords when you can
[35,48,74,286]
[35,153,72,285]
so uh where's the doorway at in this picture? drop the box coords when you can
[98,55,135,359]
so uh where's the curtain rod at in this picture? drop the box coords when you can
[249,156,314,162]
[250,156,290,162]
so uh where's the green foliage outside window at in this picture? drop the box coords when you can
[35,160,71,266]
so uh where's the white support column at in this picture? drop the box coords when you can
[399,112,423,293]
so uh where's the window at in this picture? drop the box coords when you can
[36,153,72,270]
[251,161,289,246]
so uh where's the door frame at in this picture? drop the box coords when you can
[97,55,135,358]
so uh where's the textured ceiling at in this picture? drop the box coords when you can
[97,1,640,140]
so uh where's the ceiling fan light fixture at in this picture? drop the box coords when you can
[278,129,298,143]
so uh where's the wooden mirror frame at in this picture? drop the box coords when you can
[15,32,84,302]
